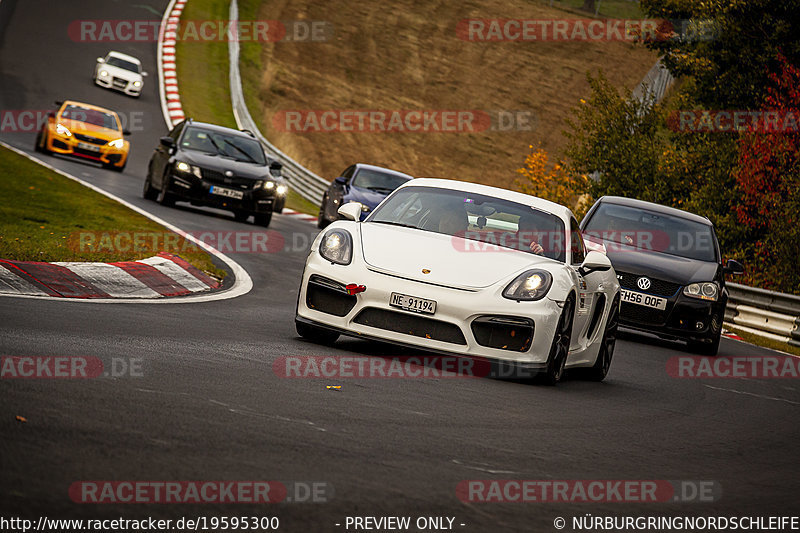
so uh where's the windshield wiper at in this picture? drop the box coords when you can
[367,186,394,193]
[205,134,225,156]
[223,139,257,163]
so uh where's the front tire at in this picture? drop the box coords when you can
[585,294,620,381]
[254,212,272,227]
[157,173,175,207]
[143,174,158,200]
[540,297,575,385]
[296,320,339,345]
[233,210,249,223]
[35,129,49,154]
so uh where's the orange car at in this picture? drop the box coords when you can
[35,100,130,172]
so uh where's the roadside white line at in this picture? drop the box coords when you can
[722,323,800,359]
[704,384,800,406]
[0,140,253,304]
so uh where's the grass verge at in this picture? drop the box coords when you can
[0,145,226,279]
[175,0,319,215]
[725,325,800,358]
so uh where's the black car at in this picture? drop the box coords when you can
[580,196,744,355]
[144,119,286,226]
[317,163,413,228]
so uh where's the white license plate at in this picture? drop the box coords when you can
[77,142,100,152]
[621,289,667,310]
[389,292,437,315]
[210,186,244,200]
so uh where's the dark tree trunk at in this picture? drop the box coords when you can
[582,0,596,13]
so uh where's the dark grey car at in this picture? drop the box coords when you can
[144,119,286,227]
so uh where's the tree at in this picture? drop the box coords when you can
[516,146,590,218]
[562,72,678,204]
[732,56,800,293]
[640,0,800,110]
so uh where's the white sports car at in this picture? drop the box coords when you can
[295,179,621,384]
[94,51,147,97]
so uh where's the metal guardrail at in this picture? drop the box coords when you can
[633,59,674,105]
[227,0,329,207]
[724,282,800,348]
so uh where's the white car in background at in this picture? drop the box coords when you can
[93,51,147,97]
[295,178,622,384]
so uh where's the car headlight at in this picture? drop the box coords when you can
[56,123,72,137]
[262,180,275,190]
[276,184,287,195]
[108,138,124,149]
[175,161,202,178]
[133,80,142,87]
[361,204,371,212]
[503,269,553,301]
[319,229,353,265]
[683,282,718,301]
[99,70,108,77]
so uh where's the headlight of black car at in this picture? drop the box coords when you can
[502,269,553,301]
[319,229,353,265]
[175,161,202,178]
[683,282,718,301]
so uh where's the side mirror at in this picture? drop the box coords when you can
[579,250,612,276]
[269,160,283,177]
[722,258,744,275]
[337,202,363,221]
[159,136,175,148]
[122,129,131,136]
[334,176,348,185]
[97,57,105,63]
[47,111,56,119]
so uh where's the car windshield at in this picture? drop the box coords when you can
[582,202,718,262]
[368,186,567,262]
[351,169,410,193]
[60,105,119,130]
[179,127,266,165]
[106,56,140,73]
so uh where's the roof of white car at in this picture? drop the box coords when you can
[399,178,576,220]
[107,51,142,64]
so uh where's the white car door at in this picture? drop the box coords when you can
[568,218,603,355]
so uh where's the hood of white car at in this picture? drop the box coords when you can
[359,223,551,289]
[100,64,142,82]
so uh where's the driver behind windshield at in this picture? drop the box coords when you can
[517,213,545,255]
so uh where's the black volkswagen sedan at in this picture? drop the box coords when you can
[144,119,286,226]
[581,196,743,355]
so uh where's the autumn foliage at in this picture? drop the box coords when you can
[732,56,800,292]
[515,146,590,219]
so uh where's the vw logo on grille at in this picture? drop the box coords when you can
[225,170,234,177]
[637,277,652,291]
